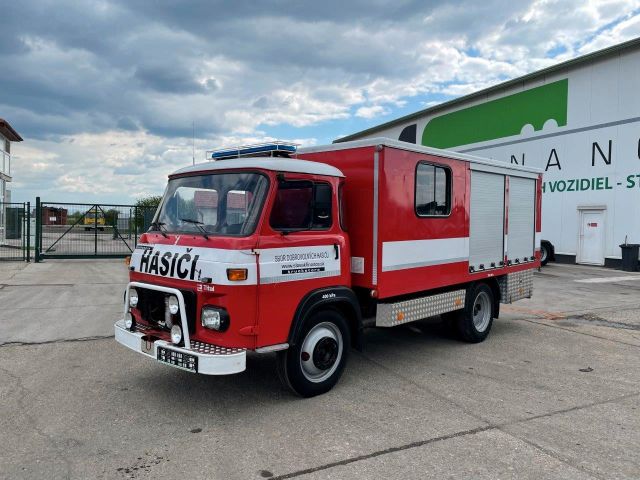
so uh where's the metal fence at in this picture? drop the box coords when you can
[0,202,31,261]
[35,198,157,261]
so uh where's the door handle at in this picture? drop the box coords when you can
[333,244,339,260]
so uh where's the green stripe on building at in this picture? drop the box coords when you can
[422,79,568,149]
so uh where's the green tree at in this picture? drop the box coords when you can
[67,211,83,225]
[104,208,119,226]
[134,195,162,233]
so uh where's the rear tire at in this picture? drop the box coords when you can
[276,309,350,398]
[540,243,550,266]
[454,283,495,343]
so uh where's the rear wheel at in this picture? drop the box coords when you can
[454,283,495,343]
[540,242,550,266]
[277,309,350,398]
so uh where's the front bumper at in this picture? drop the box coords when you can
[114,320,246,375]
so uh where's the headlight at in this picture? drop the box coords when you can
[124,312,134,330]
[170,325,182,344]
[168,295,179,315]
[201,307,229,331]
[129,289,138,308]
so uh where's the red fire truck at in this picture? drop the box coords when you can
[115,139,542,397]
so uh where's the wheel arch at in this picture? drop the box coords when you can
[289,286,363,351]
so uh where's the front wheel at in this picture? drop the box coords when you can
[277,309,350,398]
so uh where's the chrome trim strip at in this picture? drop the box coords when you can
[255,343,289,353]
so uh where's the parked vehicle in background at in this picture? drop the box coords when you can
[115,139,542,397]
[84,207,105,231]
[540,239,555,266]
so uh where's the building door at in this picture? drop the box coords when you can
[578,209,605,265]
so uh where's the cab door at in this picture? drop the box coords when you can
[255,176,349,347]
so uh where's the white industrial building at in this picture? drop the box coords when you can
[337,38,640,268]
[0,118,23,204]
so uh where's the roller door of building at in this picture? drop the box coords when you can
[507,176,536,262]
[469,170,505,270]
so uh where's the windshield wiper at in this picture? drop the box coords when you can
[180,218,210,240]
[150,221,168,238]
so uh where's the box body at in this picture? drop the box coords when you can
[300,139,542,299]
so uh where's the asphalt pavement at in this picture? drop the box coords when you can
[1,260,639,479]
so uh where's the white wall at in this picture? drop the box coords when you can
[355,48,640,260]
[0,133,8,178]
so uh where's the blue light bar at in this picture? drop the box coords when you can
[209,142,297,160]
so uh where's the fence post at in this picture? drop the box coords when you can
[35,197,41,262]
[134,206,138,246]
[94,204,98,255]
[26,202,31,262]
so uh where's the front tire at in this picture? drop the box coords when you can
[455,283,495,343]
[277,309,350,398]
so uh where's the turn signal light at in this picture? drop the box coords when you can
[227,268,248,281]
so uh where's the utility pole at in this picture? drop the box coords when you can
[192,121,195,166]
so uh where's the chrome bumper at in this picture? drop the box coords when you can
[114,320,246,375]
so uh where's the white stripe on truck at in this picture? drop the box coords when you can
[381,237,470,272]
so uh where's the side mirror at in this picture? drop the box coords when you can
[312,184,332,228]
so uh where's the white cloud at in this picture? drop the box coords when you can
[355,105,391,119]
[3,0,640,203]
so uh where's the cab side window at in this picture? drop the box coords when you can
[270,180,333,231]
[415,163,452,216]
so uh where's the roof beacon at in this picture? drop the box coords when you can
[208,141,298,161]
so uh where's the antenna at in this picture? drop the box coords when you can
[192,121,195,166]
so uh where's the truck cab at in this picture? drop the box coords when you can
[116,143,357,397]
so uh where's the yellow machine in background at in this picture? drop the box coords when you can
[84,208,105,231]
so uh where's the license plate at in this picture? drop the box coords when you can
[157,346,198,373]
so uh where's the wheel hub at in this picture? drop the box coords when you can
[312,337,338,370]
[472,291,491,332]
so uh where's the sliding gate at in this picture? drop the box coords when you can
[35,198,157,261]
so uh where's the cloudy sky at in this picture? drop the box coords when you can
[3,0,640,204]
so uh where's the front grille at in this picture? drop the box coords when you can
[134,323,153,333]
[135,287,197,334]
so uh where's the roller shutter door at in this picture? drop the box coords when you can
[507,176,536,261]
[469,171,505,269]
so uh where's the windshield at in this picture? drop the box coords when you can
[153,172,269,236]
